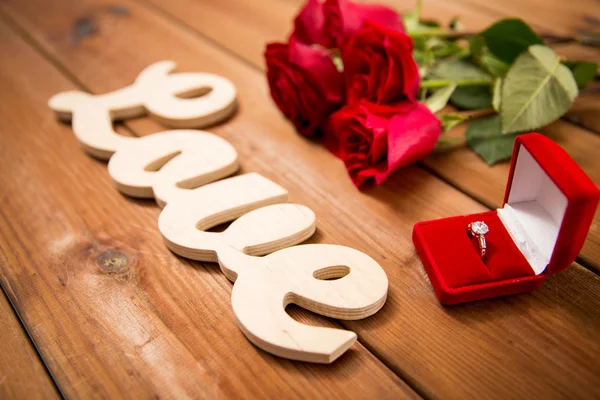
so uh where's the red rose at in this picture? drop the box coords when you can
[265,38,343,137]
[324,100,441,187]
[342,21,420,106]
[292,0,404,49]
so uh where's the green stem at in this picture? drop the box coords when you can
[409,29,465,39]
[420,79,492,89]
[434,137,465,150]
[448,108,496,119]
[414,0,422,18]
[409,29,600,48]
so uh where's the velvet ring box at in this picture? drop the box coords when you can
[413,133,599,305]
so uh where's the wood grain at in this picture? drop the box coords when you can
[0,15,415,400]
[0,290,59,399]
[1,0,600,399]
[138,0,600,269]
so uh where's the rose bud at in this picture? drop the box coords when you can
[324,100,441,187]
[265,38,343,137]
[342,21,420,106]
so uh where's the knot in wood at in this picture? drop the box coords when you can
[96,250,129,273]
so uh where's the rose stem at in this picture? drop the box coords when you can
[410,29,600,47]
[420,79,491,89]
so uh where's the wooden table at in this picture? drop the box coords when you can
[0,0,599,398]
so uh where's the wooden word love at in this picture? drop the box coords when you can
[49,61,388,363]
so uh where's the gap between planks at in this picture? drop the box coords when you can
[0,284,63,399]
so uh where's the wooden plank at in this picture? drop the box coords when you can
[137,0,600,269]
[0,290,60,399]
[567,91,600,134]
[2,0,600,399]
[454,0,600,37]
[0,14,416,400]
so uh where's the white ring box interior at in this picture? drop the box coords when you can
[497,147,568,275]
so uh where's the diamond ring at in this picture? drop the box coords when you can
[467,221,488,259]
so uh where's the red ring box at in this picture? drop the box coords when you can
[413,133,599,305]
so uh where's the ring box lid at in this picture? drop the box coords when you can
[501,133,599,276]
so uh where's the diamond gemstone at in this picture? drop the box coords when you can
[471,221,489,235]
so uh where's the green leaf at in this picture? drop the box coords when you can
[501,45,578,134]
[480,53,509,77]
[424,36,445,50]
[469,36,509,77]
[420,19,441,28]
[402,11,419,33]
[440,113,468,132]
[563,61,598,88]
[481,19,544,64]
[449,17,465,31]
[412,36,427,51]
[413,49,434,66]
[424,83,457,113]
[429,59,493,109]
[433,42,464,58]
[492,78,502,111]
[425,37,463,58]
[403,0,443,36]
[431,59,492,81]
[469,36,485,59]
[466,115,518,165]
[331,55,344,73]
[452,86,493,109]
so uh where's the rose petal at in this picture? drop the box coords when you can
[292,0,334,47]
[342,22,419,105]
[379,33,419,103]
[375,102,442,184]
[293,0,405,48]
[336,0,405,36]
[289,38,344,102]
